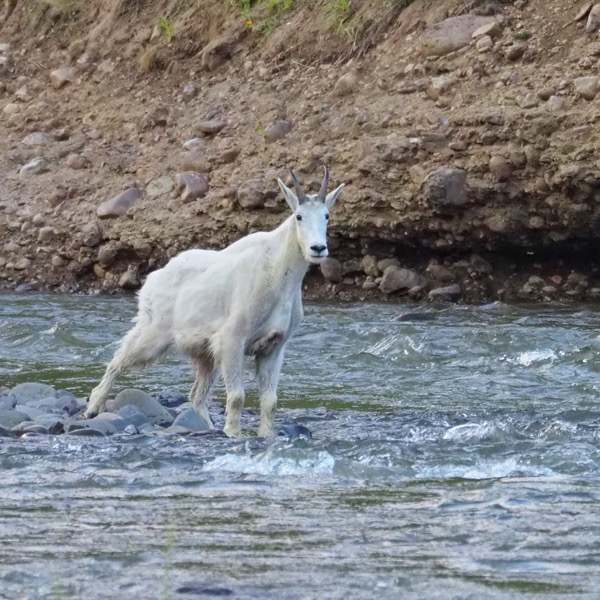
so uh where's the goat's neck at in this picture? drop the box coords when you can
[268,216,309,289]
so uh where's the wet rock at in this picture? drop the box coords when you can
[489,156,512,182]
[107,389,174,426]
[116,405,153,428]
[146,176,174,198]
[0,393,16,410]
[277,423,312,439]
[66,428,105,437]
[422,168,468,207]
[574,76,599,100]
[380,267,423,294]
[14,423,49,436]
[173,408,210,432]
[420,14,498,56]
[20,158,50,176]
[586,4,600,32]
[0,425,16,438]
[151,390,187,409]
[50,67,75,89]
[428,283,461,302]
[0,409,31,429]
[124,424,139,435]
[320,257,343,282]
[22,132,52,146]
[176,585,234,597]
[10,382,57,403]
[237,179,266,209]
[175,171,210,202]
[97,187,142,218]
[333,72,358,96]
[84,413,128,435]
[264,120,292,143]
[196,119,226,135]
[32,414,65,434]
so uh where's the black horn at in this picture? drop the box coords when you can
[317,165,330,201]
[290,170,308,204]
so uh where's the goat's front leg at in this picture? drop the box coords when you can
[256,347,285,437]
[221,348,245,438]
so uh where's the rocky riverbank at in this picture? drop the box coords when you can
[0,381,309,439]
[2,0,600,303]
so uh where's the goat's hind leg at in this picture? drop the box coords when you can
[85,322,171,418]
[189,357,218,429]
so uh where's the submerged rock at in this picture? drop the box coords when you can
[107,389,174,426]
[277,423,312,440]
[173,408,210,432]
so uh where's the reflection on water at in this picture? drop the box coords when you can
[1,294,600,598]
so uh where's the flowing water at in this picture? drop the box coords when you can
[2,293,600,599]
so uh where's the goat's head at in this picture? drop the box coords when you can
[277,166,344,264]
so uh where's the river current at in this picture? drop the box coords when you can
[1,293,600,599]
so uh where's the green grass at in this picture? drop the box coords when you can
[513,30,530,40]
[157,14,175,41]
[231,0,294,34]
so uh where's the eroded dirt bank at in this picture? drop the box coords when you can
[2,0,600,303]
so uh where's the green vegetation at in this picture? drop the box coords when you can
[231,0,294,34]
[513,30,530,40]
[157,14,175,42]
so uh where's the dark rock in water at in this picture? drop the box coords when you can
[0,409,32,429]
[77,413,126,435]
[10,382,57,404]
[0,425,16,438]
[173,408,210,432]
[176,583,234,596]
[33,414,65,434]
[0,393,16,410]
[28,396,79,415]
[151,389,187,409]
[106,389,174,426]
[65,428,106,437]
[14,424,49,435]
[116,405,153,428]
[394,312,436,322]
[277,423,312,440]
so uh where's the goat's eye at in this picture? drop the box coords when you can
[325,214,330,221]
[296,214,302,222]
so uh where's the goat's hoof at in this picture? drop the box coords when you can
[223,425,242,438]
[83,408,98,419]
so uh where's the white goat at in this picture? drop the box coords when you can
[85,167,344,437]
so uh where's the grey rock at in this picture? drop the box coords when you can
[20,158,50,176]
[66,428,105,437]
[320,257,343,283]
[420,14,498,56]
[470,254,493,276]
[380,267,424,294]
[0,409,31,429]
[182,138,204,151]
[175,171,210,202]
[0,393,16,410]
[277,423,312,439]
[38,226,55,243]
[124,424,139,435]
[119,266,139,290]
[164,425,194,435]
[173,408,210,432]
[14,424,49,435]
[574,76,599,100]
[422,168,468,207]
[182,83,199,101]
[505,42,527,61]
[10,382,57,403]
[83,413,127,435]
[200,36,235,71]
[97,187,142,218]
[14,405,47,419]
[66,154,88,170]
[116,404,153,428]
[80,222,103,247]
[146,176,174,198]
[237,179,266,209]
[107,389,174,426]
[22,132,52,146]
[489,156,512,182]
[426,262,455,282]
[361,255,379,277]
[196,119,226,135]
[150,390,187,409]
[428,283,462,302]
[586,4,600,32]
[14,258,32,271]
[264,120,292,143]
[32,414,64,434]
[333,72,358,96]
[377,258,402,272]
[50,67,75,89]
[0,425,16,438]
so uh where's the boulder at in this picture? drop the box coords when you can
[420,14,498,56]
[422,168,468,207]
[174,171,210,202]
[173,408,210,432]
[107,389,174,426]
[379,267,424,294]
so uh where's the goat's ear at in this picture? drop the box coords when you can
[325,183,344,209]
[277,179,299,211]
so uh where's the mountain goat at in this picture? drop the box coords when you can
[85,167,345,437]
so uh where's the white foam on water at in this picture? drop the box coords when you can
[416,458,554,481]
[514,349,558,367]
[203,448,336,478]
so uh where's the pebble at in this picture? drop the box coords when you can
[237,179,266,209]
[574,76,599,100]
[146,176,174,198]
[333,72,358,96]
[380,267,423,294]
[196,119,226,135]
[428,283,461,302]
[174,171,210,202]
[422,168,468,207]
[97,187,142,218]
[20,158,50,176]
[264,120,292,143]
[50,67,75,89]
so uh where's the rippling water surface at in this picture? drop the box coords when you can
[2,293,600,599]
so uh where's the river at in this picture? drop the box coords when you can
[1,293,600,599]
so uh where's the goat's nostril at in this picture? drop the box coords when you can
[310,245,327,254]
